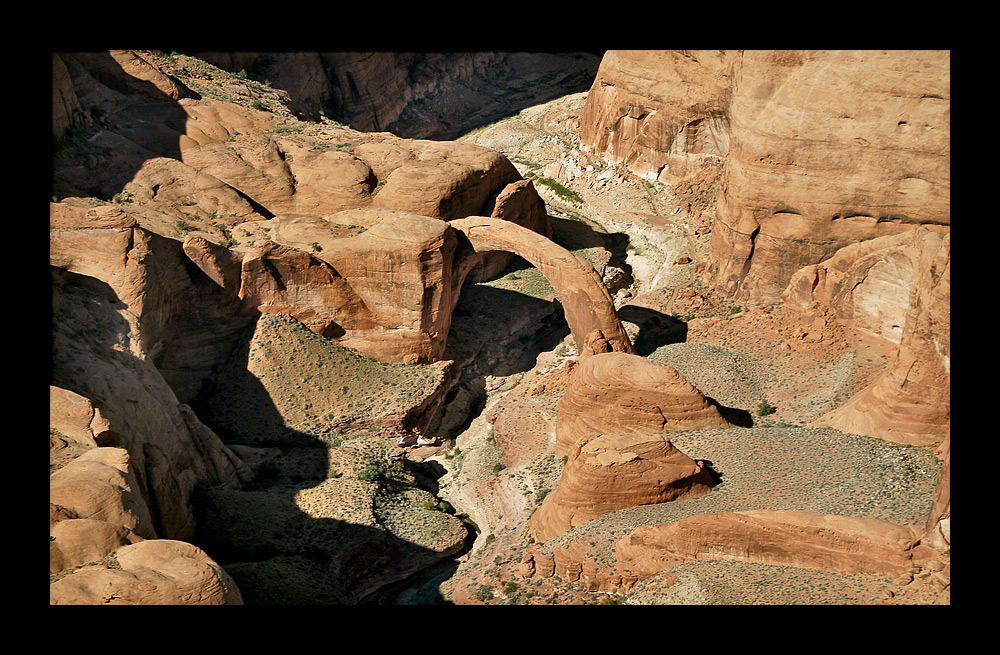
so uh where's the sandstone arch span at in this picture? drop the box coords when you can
[451,216,635,358]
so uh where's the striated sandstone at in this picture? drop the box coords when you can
[553,352,732,457]
[528,430,714,542]
[528,352,730,541]
[813,233,950,446]
[580,50,738,182]
[245,208,456,364]
[783,228,946,346]
[708,50,950,303]
[616,510,922,579]
[50,447,156,548]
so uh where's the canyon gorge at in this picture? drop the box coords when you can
[50,49,949,605]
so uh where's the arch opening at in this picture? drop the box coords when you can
[449,216,635,358]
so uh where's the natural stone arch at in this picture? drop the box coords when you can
[450,216,635,358]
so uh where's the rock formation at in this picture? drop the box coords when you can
[553,352,732,457]
[451,217,635,360]
[710,50,950,303]
[192,51,603,140]
[580,50,950,304]
[580,50,738,182]
[50,50,631,604]
[528,352,731,541]
[810,232,950,446]
[616,510,925,578]
[50,539,242,605]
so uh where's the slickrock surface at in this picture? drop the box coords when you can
[709,50,950,303]
[553,352,733,458]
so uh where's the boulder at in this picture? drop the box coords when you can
[554,352,732,457]
[50,539,242,605]
[528,430,714,541]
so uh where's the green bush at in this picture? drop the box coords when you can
[757,400,777,417]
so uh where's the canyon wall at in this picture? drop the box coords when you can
[193,51,603,140]
[711,50,950,303]
[580,50,950,304]
[579,50,738,182]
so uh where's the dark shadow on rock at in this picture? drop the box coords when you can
[706,397,754,428]
[548,215,633,286]
[440,281,570,440]
[51,266,462,605]
[188,318,465,605]
[53,52,197,200]
[698,459,724,485]
[617,305,689,356]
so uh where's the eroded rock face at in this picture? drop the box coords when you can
[528,430,714,542]
[553,352,732,457]
[50,539,242,605]
[243,209,457,364]
[709,50,950,303]
[528,352,731,541]
[580,50,738,182]
[194,51,602,140]
[580,50,949,305]
[813,233,950,446]
[50,227,249,541]
[617,510,922,578]
[783,228,946,346]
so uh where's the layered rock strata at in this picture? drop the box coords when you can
[580,50,950,304]
[553,352,732,457]
[580,50,738,181]
[519,509,940,596]
[528,352,731,541]
[709,50,950,303]
[811,232,950,446]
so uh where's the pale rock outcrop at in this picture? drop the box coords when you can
[371,139,522,220]
[528,352,731,541]
[520,509,933,594]
[126,157,265,224]
[50,539,242,605]
[50,447,157,564]
[783,228,946,346]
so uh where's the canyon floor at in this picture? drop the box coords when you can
[190,90,947,605]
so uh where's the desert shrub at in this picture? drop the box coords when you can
[757,400,777,416]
